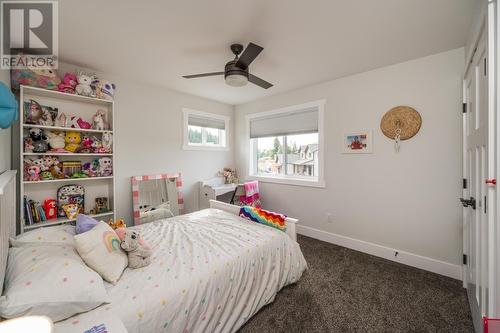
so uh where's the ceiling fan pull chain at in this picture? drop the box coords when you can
[394,127,401,152]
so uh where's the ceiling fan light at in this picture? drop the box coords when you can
[225,73,248,87]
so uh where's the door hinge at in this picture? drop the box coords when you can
[484,58,487,76]
[463,254,467,265]
[463,178,467,189]
[485,195,487,213]
[462,103,467,114]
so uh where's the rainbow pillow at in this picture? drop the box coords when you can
[239,206,287,232]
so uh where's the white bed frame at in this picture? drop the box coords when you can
[209,200,298,242]
[0,170,17,294]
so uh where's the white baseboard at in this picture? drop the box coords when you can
[296,225,462,280]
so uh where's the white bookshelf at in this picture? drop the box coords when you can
[19,85,116,233]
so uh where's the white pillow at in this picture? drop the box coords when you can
[0,245,109,322]
[10,224,76,248]
[74,221,128,284]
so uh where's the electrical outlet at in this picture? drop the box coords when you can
[327,213,333,223]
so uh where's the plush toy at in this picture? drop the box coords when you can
[62,203,79,219]
[93,79,116,101]
[82,160,98,177]
[43,199,57,219]
[108,218,126,230]
[38,108,54,126]
[44,130,66,150]
[11,66,61,91]
[64,131,81,152]
[27,165,40,181]
[118,229,152,269]
[55,112,67,127]
[102,132,113,152]
[92,109,107,130]
[24,137,34,153]
[29,128,48,153]
[97,157,112,176]
[40,170,54,180]
[57,73,78,94]
[75,71,95,97]
[25,100,43,124]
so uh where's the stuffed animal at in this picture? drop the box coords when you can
[93,79,116,101]
[25,100,42,124]
[29,128,48,153]
[11,66,61,91]
[118,229,152,269]
[55,112,67,127]
[40,170,54,180]
[43,199,57,219]
[24,137,34,153]
[27,165,40,181]
[38,108,54,126]
[97,157,112,176]
[62,203,79,219]
[102,132,113,152]
[58,73,78,94]
[92,109,107,130]
[45,130,66,150]
[75,71,95,97]
[64,131,81,152]
[82,161,98,177]
[108,218,126,229]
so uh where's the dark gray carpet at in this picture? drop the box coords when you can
[239,235,473,333]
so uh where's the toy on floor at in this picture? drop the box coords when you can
[118,229,152,269]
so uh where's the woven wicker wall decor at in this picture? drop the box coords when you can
[380,106,422,140]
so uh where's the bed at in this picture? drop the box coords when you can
[0,193,307,333]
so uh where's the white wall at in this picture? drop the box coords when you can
[235,48,464,265]
[58,63,234,224]
[0,70,11,172]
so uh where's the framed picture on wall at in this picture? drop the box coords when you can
[342,130,373,154]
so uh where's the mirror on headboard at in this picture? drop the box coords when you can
[131,173,184,225]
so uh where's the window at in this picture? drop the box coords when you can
[183,108,229,150]
[247,100,325,187]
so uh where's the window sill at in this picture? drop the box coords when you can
[183,144,229,151]
[248,174,325,188]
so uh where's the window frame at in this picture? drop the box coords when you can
[246,100,325,188]
[182,108,230,151]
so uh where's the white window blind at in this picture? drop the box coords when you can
[188,114,225,130]
[249,107,318,138]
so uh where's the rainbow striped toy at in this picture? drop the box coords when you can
[239,206,287,232]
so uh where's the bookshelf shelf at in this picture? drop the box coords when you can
[23,124,113,134]
[24,211,114,231]
[19,85,116,232]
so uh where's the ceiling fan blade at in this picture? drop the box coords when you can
[235,43,263,69]
[182,72,224,79]
[249,74,273,89]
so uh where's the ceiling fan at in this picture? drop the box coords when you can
[182,42,273,89]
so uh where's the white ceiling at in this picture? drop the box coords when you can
[59,0,478,105]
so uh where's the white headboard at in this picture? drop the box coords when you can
[0,170,17,293]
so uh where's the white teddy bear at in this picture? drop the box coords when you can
[120,229,152,269]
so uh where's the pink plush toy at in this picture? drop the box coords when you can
[27,165,40,181]
[57,73,78,94]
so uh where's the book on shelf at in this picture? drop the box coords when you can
[24,196,49,225]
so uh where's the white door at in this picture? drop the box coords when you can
[463,26,490,332]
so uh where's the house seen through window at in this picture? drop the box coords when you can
[248,100,324,185]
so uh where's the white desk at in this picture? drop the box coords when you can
[199,177,240,209]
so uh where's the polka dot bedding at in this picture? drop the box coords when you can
[103,208,307,333]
